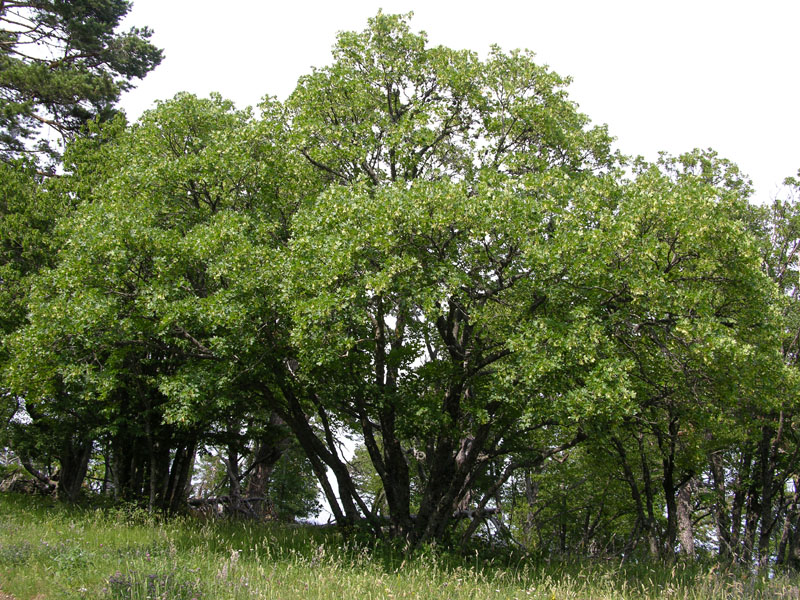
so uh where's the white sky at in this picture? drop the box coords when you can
[121,0,800,204]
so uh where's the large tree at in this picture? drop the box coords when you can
[0,0,162,163]
[0,0,161,495]
[0,120,126,499]
[3,92,308,507]
[279,11,623,542]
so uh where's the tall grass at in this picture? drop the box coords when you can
[1,493,798,599]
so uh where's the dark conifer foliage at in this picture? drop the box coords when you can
[0,0,162,163]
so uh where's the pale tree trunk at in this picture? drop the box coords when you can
[676,477,696,558]
[777,477,800,569]
[730,450,752,562]
[709,451,732,559]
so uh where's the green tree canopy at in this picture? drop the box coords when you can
[3,11,796,560]
[3,92,309,507]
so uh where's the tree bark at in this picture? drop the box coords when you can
[613,435,659,558]
[730,450,752,561]
[709,450,732,559]
[676,477,695,558]
[776,477,800,568]
[244,414,292,517]
[56,439,93,502]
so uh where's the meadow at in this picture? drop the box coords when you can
[1,494,799,600]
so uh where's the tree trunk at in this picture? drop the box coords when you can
[613,435,659,558]
[788,511,800,570]
[730,450,752,561]
[224,434,242,515]
[358,393,412,535]
[676,478,695,558]
[367,298,413,535]
[149,438,171,512]
[18,453,56,494]
[378,414,413,534]
[662,458,678,554]
[274,383,373,530]
[742,478,761,565]
[56,439,93,502]
[777,477,800,568]
[415,421,493,544]
[757,419,782,568]
[101,449,110,495]
[709,450,732,559]
[245,414,292,518]
[166,441,196,513]
[637,433,661,557]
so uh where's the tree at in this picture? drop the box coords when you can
[600,152,785,559]
[4,11,791,561]
[280,11,624,542]
[729,172,800,568]
[0,0,162,163]
[0,0,161,498]
[4,92,302,508]
[0,157,92,500]
[280,14,784,548]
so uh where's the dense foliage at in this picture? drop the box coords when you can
[2,11,800,568]
[0,0,162,163]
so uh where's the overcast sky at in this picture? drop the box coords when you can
[120,1,800,203]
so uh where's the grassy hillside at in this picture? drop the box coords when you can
[0,493,798,599]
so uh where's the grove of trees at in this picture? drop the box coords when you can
[2,10,800,567]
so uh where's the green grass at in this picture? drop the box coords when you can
[1,493,799,599]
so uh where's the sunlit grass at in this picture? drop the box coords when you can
[1,493,799,599]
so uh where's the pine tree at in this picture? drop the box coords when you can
[0,0,162,164]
